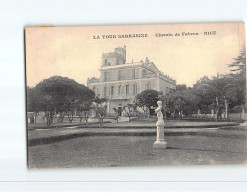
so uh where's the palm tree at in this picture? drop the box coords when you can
[228,47,246,74]
[228,47,246,119]
[197,74,236,121]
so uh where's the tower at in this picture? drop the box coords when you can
[101,46,126,66]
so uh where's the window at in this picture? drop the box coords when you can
[104,87,107,97]
[118,70,123,80]
[118,85,121,95]
[104,59,107,65]
[111,86,114,95]
[132,69,136,79]
[133,84,137,95]
[146,83,151,90]
[116,59,119,65]
[126,85,129,95]
[104,72,109,81]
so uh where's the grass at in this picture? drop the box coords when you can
[27,121,112,130]
[28,131,247,169]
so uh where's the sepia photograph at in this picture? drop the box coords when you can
[25,22,246,169]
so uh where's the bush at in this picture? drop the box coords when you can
[134,111,147,118]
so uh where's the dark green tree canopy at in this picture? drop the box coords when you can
[228,47,246,74]
[176,84,187,91]
[27,76,95,113]
[135,89,161,109]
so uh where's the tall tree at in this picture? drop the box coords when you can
[77,101,92,124]
[123,104,136,122]
[27,87,42,123]
[193,76,213,115]
[194,74,237,121]
[161,87,196,118]
[228,47,246,118]
[228,47,246,74]
[135,89,161,118]
[93,97,107,126]
[28,76,95,125]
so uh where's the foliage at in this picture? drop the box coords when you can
[27,76,95,125]
[123,104,136,122]
[93,96,107,126]
[161,86,197,118]
[77,101,92,124]
[228,47,246,74]
[135,89,161,117]
[112,107,120,123]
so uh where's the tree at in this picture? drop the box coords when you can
[66,99,80,123]
[193,76,214,115]
[28,76,95,125]
[77,101,92,124]
[27,87,41,123]
[161,90,187,118]
[113,107,119,123]
[135,89,161,118]
[160,92,176,119]
[123,104,136,122]
[228,47,246,118]
[160,84,198,119]
[194,74,237,121]
[228,47,246,74]
[93,97,107,126]
[172,86,191,117]
[179,87,199,117]
[113,106,123,123]
[176,84,187,91]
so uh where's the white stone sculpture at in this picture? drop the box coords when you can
[153,101,167,148]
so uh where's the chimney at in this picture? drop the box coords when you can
[145,57,149,64]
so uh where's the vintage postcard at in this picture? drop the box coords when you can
[25,23,246,169]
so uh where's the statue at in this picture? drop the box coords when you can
[155,101,164,126]
[153,101,167,148]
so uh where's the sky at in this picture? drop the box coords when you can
[25,23,245,87]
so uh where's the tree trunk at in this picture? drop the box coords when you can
[60,114,64,123]
[78,112,82,122]
[215,96,219,122]
[50,111,53,124]
[197,109,201,115]
[98,117,103,126]
[85,115,88,125]
[147,108,150,118]
[219,109,222,119]
[224,98,229,120]
[211,108,214,117]
[33,113,37,123]
[215,110,219,122]
[241,106,245,119]
[46,115,51,126]
[45,111,52,126]
[171,111,175,119]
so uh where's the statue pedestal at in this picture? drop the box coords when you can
[153,122,167,148]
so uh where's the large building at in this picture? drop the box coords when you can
[87,46,176,115]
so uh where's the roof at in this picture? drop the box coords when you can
[100,62,144,70]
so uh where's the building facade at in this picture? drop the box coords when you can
[87,46,176,115]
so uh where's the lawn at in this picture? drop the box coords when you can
[28,127,247,169]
